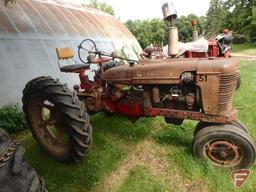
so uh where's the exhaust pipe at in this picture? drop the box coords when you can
[191,19,199,41]
[162,2,178,57]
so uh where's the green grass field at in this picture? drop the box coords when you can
[14,59,256,192]
[232,44,256,55]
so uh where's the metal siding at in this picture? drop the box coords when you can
[0,0,142,105]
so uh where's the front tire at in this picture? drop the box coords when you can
[192,124,256,169]
[193,120,249,136]
[22,76,92,163]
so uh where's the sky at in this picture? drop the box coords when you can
[64,0,210,21]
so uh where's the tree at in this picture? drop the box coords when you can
[205,0,228,38]
[125,19,167,48]
[4,0,15,6]
[205,0,255,43]
[125,16,206,48]
[176,14,206,42]
[86,0,115,16]
[223,0,256,43]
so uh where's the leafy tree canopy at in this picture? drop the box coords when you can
[125,19,167,48]
[176,14,206,42]
[4,0,15,6]
[86,0,115,16]
[205,0,255,43]
[204,0,229,38]
[125,16,206,48]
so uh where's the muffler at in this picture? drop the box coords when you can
[162,2,178,57]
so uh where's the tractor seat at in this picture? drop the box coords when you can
[56,47,89,73]
[60,64,89,73]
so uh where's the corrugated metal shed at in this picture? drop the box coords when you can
[0,0,142,105]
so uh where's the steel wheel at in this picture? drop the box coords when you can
[192,124,256,169]
[204,140,241,167]
[28,94,70,157]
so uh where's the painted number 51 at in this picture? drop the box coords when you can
[198,75,208,82]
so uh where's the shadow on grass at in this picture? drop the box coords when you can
[90,113,155,142]
[153,120,195,148]
[22,130,126,192]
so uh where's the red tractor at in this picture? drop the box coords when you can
[143,20,233,60]
[184,27,233,59]
[22,3,255,169]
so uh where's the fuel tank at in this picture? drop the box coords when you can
[102,58,240,84]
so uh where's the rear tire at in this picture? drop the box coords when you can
[22,76,92,163]
[192,124,256,169]
[0,128,47,192]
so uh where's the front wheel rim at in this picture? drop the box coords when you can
[204,140,242,167]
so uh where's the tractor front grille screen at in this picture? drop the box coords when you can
[219,73,237,113]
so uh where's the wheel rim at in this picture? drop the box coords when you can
[28,94,70,157]
[204,140,242,167]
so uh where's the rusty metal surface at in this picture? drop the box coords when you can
[102,57,239,116]
[103,58,238,84]
[0,0,142,105]
[149,108,238,124]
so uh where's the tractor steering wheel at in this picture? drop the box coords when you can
[78,39,97,64]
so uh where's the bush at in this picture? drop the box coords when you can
[233,33,250,44]
[0,103,27,133]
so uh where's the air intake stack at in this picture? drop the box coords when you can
[162,2,178,57]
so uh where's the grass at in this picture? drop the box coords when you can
[13,59,256,192]
[232,44,256,55]
[116,166,167,192]
[22,129,127,192]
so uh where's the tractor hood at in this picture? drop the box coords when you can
[102,58,239,84]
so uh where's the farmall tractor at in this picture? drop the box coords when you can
[22,3,256,169]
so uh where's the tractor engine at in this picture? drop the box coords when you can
[96,70,201,125]
[148,78,199,125]
[150,72,198,111]
[100,57,239,125]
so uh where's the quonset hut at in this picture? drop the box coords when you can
[0,0,142,105]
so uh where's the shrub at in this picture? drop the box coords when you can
[233,33,250,44]
[0,103,27,133]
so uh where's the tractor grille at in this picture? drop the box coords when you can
[219,73,237,113]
